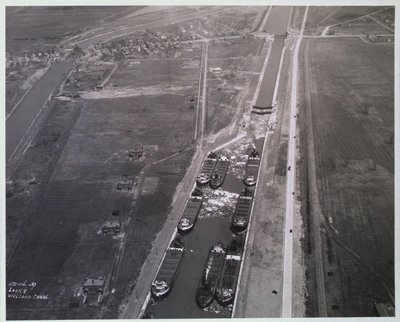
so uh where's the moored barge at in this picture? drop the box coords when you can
[151,237,184,299]
[209,156,229,189]
[231,188,254,233]
[243,149,260,186]
[177,188,203,233]
[196,243,226,308]
[196,152,218,185]
[215,238,243,306]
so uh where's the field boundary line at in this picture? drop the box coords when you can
[317,7,341,26]
[194,43,204,140]
[201,41,209,137]
[367,15,394,33]
[100,62,118,87]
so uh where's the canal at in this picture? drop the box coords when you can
[143,7,292,319]
[255,6,292,108]
[6,61,72,161]
[145,140,264,318]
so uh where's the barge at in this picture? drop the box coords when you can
[231,188,254,233]
[196,243,226,308]
[151,237,184,299]
[177,188,204,233]
[209,157,229,189]
[243,149,260,186]
[196,152,218,185]
[215,238,243,306]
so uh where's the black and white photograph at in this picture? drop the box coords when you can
[3,2,397,320]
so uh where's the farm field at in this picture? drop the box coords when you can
[303,6,394,36]
[298,35,394,317]
[6,6,136,56]
[6,55,198,319]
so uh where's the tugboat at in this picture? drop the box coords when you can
[196,243,226,308]
[151,236,184,299]
[196,152,218,185]
[231,188,254,233]
[215,237,243,306]
[209,156,229,189]
[177,188,203,233]
[243,148,260,186]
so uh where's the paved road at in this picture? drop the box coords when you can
[6,61,72,161]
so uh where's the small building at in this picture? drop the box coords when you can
[83,277,105,294]
[210,67,222,75]
[102,220,121,235]
[128,147,143,161]
[117,176,134,191]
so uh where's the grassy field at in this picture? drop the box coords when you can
[7,59,197,319]
[298,35,394,317]
[6,7,132,55]
[304,6,394,36]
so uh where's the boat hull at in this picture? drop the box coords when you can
[197,154,218,186]
[243,177,256,186]
[231,191,253,233]
[177,195,203,234]
[209,159,229,189]
[151,246,184,300]
[209,179,223,189]
[177,221,194,233]
[216,253,241,306]
[196,244,226,309]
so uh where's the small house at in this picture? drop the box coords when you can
[83,277,105,294]
[102,221,121,234]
